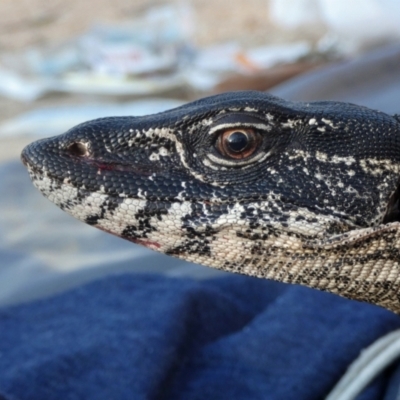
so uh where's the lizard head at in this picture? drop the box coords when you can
[21,91,400,312]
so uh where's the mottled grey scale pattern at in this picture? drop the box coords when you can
[21,91,400,313]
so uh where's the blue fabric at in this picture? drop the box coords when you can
[0,274,399,400]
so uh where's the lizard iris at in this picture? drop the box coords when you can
[217,128,260,159]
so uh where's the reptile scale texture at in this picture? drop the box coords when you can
[21,91,400,313]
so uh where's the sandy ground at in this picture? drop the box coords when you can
[0,0,320,51]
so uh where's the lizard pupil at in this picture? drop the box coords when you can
[226,131,249,152]
[216,127,260,160]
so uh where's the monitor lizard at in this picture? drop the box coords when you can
[21,91,400,313]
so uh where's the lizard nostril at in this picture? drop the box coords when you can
[67,142,89,157]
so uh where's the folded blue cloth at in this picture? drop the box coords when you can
[0,274,399,400]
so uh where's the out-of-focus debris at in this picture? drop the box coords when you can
[183,42,312,92]
[0,4,194,101]
[0,99,183,138]
[189,41,310,75]
[269,0,322,30]
[270,0,400,55]
[53,72,185,96]
[1,1,398,103]
[0,4,322,102]
[80,5,194,76]
[245,42,311,70]
[320,0,400,53]
[214,62,319,94]
[0,68,48,102]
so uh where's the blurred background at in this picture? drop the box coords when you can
[1,0,400,305]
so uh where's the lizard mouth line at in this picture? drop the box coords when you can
[27,158,398,230]
[22,148,157,177]
[86,159,156,176]
[23,143,400,228]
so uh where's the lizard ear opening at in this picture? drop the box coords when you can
[383,184,400,223]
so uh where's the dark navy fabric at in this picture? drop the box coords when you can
[0,274,399,400]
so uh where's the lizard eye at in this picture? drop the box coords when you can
[216,128,260,159]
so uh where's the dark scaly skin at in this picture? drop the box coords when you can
[21,91,400,313]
